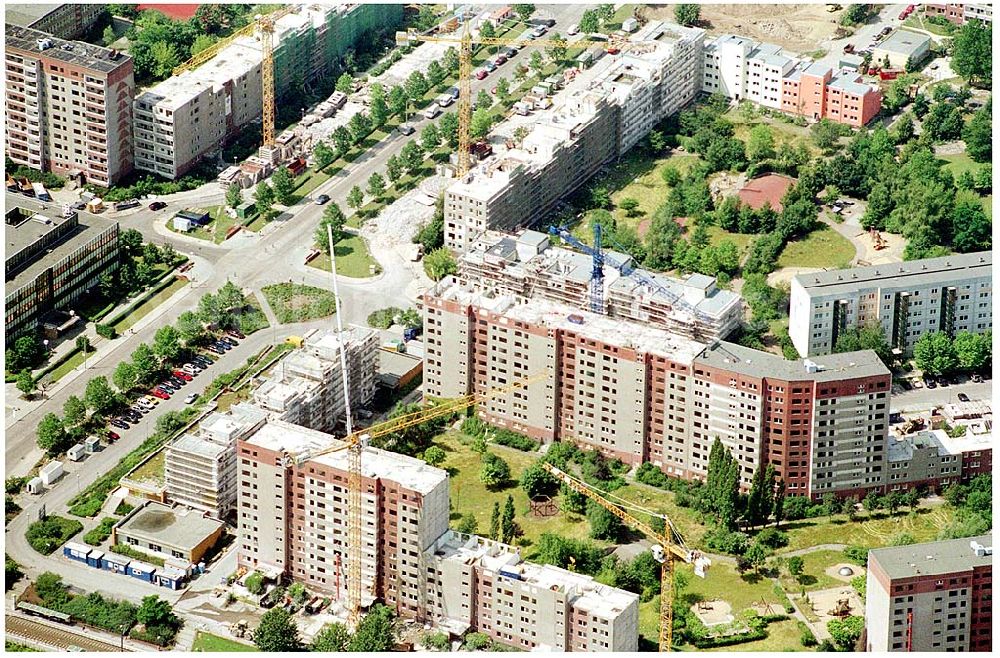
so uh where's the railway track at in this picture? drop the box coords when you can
[5,614,129,652]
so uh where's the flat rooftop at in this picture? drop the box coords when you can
[168,433,228,459]
[6,24,130,74]
[793,251,991,296]
[869,534,992,580]
[877,29,931,56]
[696,340,891,382]
[243,419,448,495]
[4,4,62,27]
[6,207,73,255]
[5,193,118,292]
[888,428,993,462]
[116,501,225,550]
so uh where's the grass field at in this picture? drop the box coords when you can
[705,226,756,261]
[776,506,955,553]
[44,349,89,384]
[725,105,817,156]
[776,226,856,269]
[308,235,382,278]
[166,206,237,244]
[778,549,849,593]
[261,283,337,324]
[609,153,704,230]
[938,153,989,179]
[434,432,599,554]
[111,277,189,334]
[703,618,805,652]
[982,195,992,219]
[192,632,256,652]
[128,449,165,488]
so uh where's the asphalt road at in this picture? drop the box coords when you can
[890,378,993,412]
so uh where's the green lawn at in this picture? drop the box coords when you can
[776,226,856,269]
[261,283,337,324]
[703,619,806,652]
[938,153,989,179]
[166,206,238,244]
[292,170,332,202]
[706,226,756,262]
[725,106,818,156]
[776,506,955,553]
[435,432,599,554]
[609,153,704,231]
[127,449,165,488]
[982,195,992,219]
[192,632,256,652]
[307,235,382,278]
[777,549,849,593]
[44,349,90,384]
[111,277,189,334]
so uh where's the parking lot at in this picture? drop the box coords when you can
[891,375,992,413]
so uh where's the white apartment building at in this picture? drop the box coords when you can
[165,403,267,519]
[425,531,639,652]
[965,3,993,22]
[702,34,754,99]
[745,43,797,109]
[444,20,705,252]
[788,251,992,357]
[252,326,379,432]
[237,418,450,616]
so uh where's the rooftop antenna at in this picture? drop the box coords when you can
[328,224,354,437]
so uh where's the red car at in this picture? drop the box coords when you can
[150,388,170,400]
[475,69,488,80]
[106,431,120,442]
[172,370,193,381]
[495,54,508,66]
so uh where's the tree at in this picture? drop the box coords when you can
[513,125,530,147]
[332,126,353,156]
[834,323,894,367]
[439,112,460,149]
[674,4,701,26]
[476,88,493,111]
[469,107,493,140]
[312,623,350,652]
[596,3,615,22]
[827,616,864,652]
[313,141,335,170]
[426,60,446,88]
[479,21,496,53]
[84,376,119,415]
[129,344,159,386]
[951,19,992,87]
[16,370,35,399]
[175,311,204,345]
[405,70,429,105]
[587,501,624,541]
[9,335,43,372]
[347,603,396,652]
[423,248,457,281]
[217,281,244,314]
[271,166,295,206]
[953,331,991,372]
[423,446,446,467]
[348,112,371,144]
[335,72,354,94]
[226,183,242,210]
[913,331,959,376]
[773,479,786,527]
[501,494,517,544]
[520,462,559,499]
[923,101,964,141]
[254,181,274,216]
[102,24,117,46]
[863,491,884,515]
[400,141,424,173]
[443,47,460,75]
[121,228,144,254]
[489,501,501,541]
[347,185,364,212]
[63,395,87,430]
[963,104,992,162]
[745,464,766,529]
[385,154,403,184]
[495,77,511,103]
[811,118,843,152]
[951,192,992,253]
[480,452,511,489]
[744,541,769,574]
[137,595,177,628]
[152,325,182,362]
[529,50,544,75]
[254,607,302,652]
[367,172,386,200]
[37,413,67,454]
[149,41,179,79]
[514,4,535,21]
[388,85,408,118]
[579,9,599,34]
[619,198,641,217]
[545,33,567,63]
[420,123,441,152]
[787,555,804,579]
[369,84,388,129]
[113,362,138,393]
[746,124,775,162]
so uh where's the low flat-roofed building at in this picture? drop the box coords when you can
[873,29,932,69]
[378,349,423,390]
[886,428,992,492]
[5,194,120,345]
[866,534,992,652]
[113,501,226,564]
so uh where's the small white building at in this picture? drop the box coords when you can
[26,477,44,495]
[172,216,197,232]
[68,444,87,462]
[40,460,64,486]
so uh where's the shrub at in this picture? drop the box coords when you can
[798,621,817,647]
[635,462,671,488]
[96,324,117,339]
[26,516,84,555]
[245,571,265,595]
[111,544,165,567]
[754,527,789,550]
[843,545,868,566]
[5,477,27,495]
[423,631,450,651]
[491,429,538,452]
[702,527,750,555]
[462,632,492,651]
[83,517,117,546]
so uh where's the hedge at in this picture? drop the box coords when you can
[26,516,83,555]
[104,269,185,329]
[461,415,538,451]
[83,517,117,546]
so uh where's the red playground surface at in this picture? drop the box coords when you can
[136,4,201,21]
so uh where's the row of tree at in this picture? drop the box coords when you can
[913,330,992,376]
[255,602,397,652]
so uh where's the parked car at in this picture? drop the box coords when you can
[315,194,330,205]
[110,419,130,430]
[221,336,238,346]
[503,47,518,59]
[484,60,497,72]
[193,355,213,366]
[173,370,193,381]
[971,373,983,383]
[167,376,186,387]
[158,382,177,393]
[937,378,949,387]
[227,329,245,339]
[150,389,170,400]
[495,54,508,66]
[397,123,415,135]
[423,103,441,120]
[475,69,488,80]
[445,86,460,99]
[925,379,937,389]
[182,364,201,375]
[184,393,199,405]
[567,23,579,35]
[205,345,223,355]
[532,26,547,38]
[141,395,159,406]
[958,393,971,402]
[106,431,120,442]
[148,201,167,211]
[129,406,146,416]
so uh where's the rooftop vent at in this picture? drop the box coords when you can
[970,540,993,557]
[37,38,53,51]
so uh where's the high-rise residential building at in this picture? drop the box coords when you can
[6,4,106,40]
[5,24,135,187]
[236,418,451,617]
[165,403,267,519]
[425,531,639,651]
[252,326,379,433]
[866,535,992,652]
[455,230,744,342]
[704,34,881,127]
[922,3,992,24]
[133,4,402,179]
[788,251,993,357]
[5,195,120,345]
[444,21,704,252]
[423,277,891,496]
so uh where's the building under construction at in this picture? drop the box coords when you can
[456,230,744,341]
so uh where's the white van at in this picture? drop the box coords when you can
[423,103,441,120]
[437,93,454,107]
[567,23,579,35]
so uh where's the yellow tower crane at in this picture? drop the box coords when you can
[289,371,550,626]
[395,27,629,176]
[172,6,297,148]
[542,463,711,651]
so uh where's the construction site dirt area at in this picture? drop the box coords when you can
[650,4,842,53]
